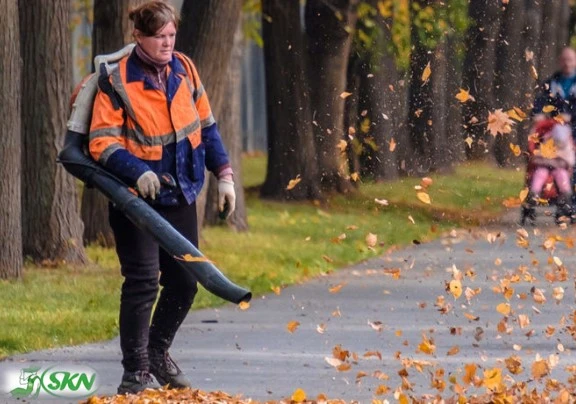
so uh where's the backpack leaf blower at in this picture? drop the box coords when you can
[59,44,251,305]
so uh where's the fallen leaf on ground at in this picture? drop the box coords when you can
[286,320,300,333]
[291,388,307,403]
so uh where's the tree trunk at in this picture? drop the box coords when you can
[203,22,248,230]
[445,36,465,166]
[355,1,401,181]
[461,0,502,160]
[493,0,526,167]
[305,0,357,193]
[0,0,22,279]
[539,0,570,79]
[260,0,321,200]
[20,0,86,264]
[176,0,246,229]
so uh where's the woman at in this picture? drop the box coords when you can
[89,1,235,394]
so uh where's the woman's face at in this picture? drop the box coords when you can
[136,21,176,64]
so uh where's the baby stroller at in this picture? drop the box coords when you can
[520,119,574,225]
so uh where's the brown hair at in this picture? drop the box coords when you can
[129,1,179,36]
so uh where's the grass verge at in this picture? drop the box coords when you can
[0,157,523,359]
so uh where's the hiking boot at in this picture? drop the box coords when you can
[117,370,158,394]
[149,351,191,389]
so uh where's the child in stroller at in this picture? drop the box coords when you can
[521,119,575,225]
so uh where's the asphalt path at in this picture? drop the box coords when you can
[2,208,576,402]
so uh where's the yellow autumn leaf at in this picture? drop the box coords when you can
[455,88,474,103]
[291,388,307,403]
[176,253,211,263]
[519,187,529,202]
[509,143,521,157]
[505,355,523,375]
[464,136,473,148]
[286,175,301,190]
[350,172,360,182]
[238,301,250,310]
[421,61,431,83]
[507,107,526,122]
[496,302,511,316]
[365,232,378,247]
[416,191,431,204]
[339,91,352,99]
[336,139,348,152]
[483,368,503,391]
[417,333,436,355]
[449,279,462,299]
[271,286,281,295]
[389,137,397,152]
[518,313,530,329]
[286,320,300,333]
[463,363,477,385]
[542,105,556,113]
[538,138,557,158]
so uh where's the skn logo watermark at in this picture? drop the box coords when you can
[1,364,100,400]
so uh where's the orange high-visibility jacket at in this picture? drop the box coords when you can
[89,51,230,205]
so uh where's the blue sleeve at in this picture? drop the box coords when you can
[202,123,231,175]
[103,149,151,186]
[533,80,550,115]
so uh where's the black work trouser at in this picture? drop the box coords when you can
[109,202,199,372]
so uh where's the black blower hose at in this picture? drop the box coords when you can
[59,130,252,304]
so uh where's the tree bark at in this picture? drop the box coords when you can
[260,0,321,200]
[176,0,246,229]
[539,0,570,79]
[203,21,248,230]
[305,0,357,193]
[0,0,22,279]
[461,0,502,160]
[355,1,401,181]
[493,0,526,167]
[20,0,87,264]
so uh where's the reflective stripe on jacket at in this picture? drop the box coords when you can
[89,51,230,205]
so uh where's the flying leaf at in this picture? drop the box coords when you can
[238,301,250,310]
[421,62,431,83]
[487,109,515,136]
[271,286,281,295]
[532,287,547,304]
[518,314,530,329]
[421,177,433,188]
[365,233,378,248]
[417,192,431,204]
[507,107,526,122]
[449,279,462,299]
[417,333,436,355]
[542,105,556,113]
[350,172,360,182]
[455,88,475,103]
[336,139,348,152]
[447,345,460,356]
[176,254,211,263]
[531,359,549,379]
[286,175,301,190]
[463,363,477,385]
[505,355,523,375]
[286,320,300,333]
[339,91,352,99]
[553,286,565,302]
[464,136,473,148]
[374,198,389,206]
[519,187,529,202]
[509,143,521,157]
[316,323,326,334]
[389,137,397,152]
[368,320,384,332]
[291,388,307,403]
[329,283,345,294]
[483,368,503,391]
[530,65,538,80]
[496,302,511,316]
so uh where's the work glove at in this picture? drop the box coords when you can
[136,171,161,200]
[218,178,236,218]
